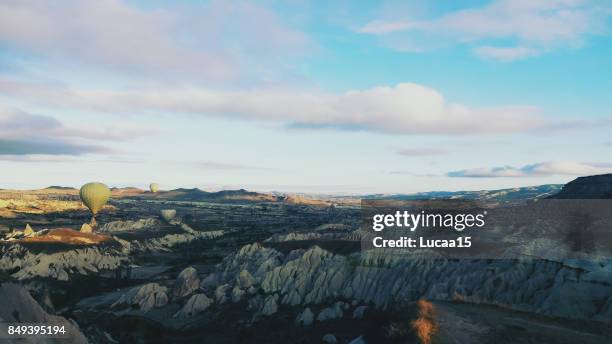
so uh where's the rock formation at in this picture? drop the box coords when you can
[0,283,88,344]
[174,294,213,319]
[100,218,161,232]
[0,244,127,281]
[23,224,34,236]
[173,267,200,299]
[322,334,338,343]
[111,283,169,312]
[202,242,612,322]
[550,173,612,199]
[80,223,93,233]
[317,302,344,322]
[295,307,314,327]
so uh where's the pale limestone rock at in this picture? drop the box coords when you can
[130,230,224,253]
[173,266,200,299]
[195,242,612,322]
[0,244,126,281]
[0,283,88,344]
[174,294,213,318]
[100,218,161,232]
[112,283,168,312]
[215,284,231,304]
[236,269,256,288]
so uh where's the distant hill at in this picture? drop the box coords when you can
[280,194,330,206]
[548,174,612,199]
[145,188,278,202]
[364,184,563,202]
[45,186,77,190]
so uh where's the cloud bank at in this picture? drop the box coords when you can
[0,80,544,136]
[0,106,153,158]
[0,0,311,80]
[0,138,106,156]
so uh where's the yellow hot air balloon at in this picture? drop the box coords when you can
[160,209,176,222]
[150,183,159,193]
[79,182,111,228]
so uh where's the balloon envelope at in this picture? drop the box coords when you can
[160,209,176,222]
[150,183,159,193]
[79,182,111,216]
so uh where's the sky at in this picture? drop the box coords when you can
[0,0,611,194]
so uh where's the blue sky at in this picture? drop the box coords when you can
[0,0,611,193]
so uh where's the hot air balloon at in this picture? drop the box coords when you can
[80,182,111,228]
[150,183,159,193]
[160,209,176,222]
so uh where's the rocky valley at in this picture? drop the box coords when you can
[1,176,611,343]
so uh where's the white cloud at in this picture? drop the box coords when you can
[0,106,157,157]
[0,80,545,135]
[358,20,417,34]
[357,0,611,60]
[0,0,311,80]
[0,106,154,141]
[474,46,537,61]
[448,161,612,178]
[396,148,447,156]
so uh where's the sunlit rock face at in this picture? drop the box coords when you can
[204,243,612,322]
[0,283,89,344]
[0,244,127,281]
[99,218,162,232]
[130,230,224,253]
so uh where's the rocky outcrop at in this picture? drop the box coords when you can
[173,267,200,299]
[174,294,213,319]
[202,243,283,287]
[130,230,224,253]
[231,286,245,303]
[80,223,93,233]
[204,243,612,322]
[352,305,368,319]
[111,283,169,312]
[0,283,88,344]
[317,302,344,321]
[24,224,34,236]
[236,270,256,288]
[215,284,231,304]
[322,334,338,344]
[258,294,279,316]
[0,244,127,281]
[100,218,162,232]
[265,232,322,242]
[549,174,612,199]
[295,307,314,326]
